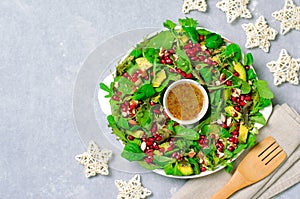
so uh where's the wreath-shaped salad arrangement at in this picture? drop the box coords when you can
[100,18,274,177]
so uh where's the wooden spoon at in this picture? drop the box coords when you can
[211,136,287,199]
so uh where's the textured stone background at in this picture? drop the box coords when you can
[1,0,299,198]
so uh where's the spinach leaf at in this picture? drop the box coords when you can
[133,84,156,100]
[117,117,130,130]
[225,43,242,61]
[247,68,257,80]
[205,33,224,49]
[253,80,274,99]
[182,26,199,43]
[174,125,200,140]
[136,104,151,127]
[114,76,135,95]
[130,48,142,58]
[225,161,235,173]
[178,17,198,28]
[197,28,212,36]
[250,112,266,125]
[247,133,256,148]
[138,161,161,170]
[244,52,253,66]
[121,143,146,161]
[219,128,231,138]
[198,67,212,83]
[146,31,175,50]
[240,80,251,94]
[174,49,193,73]
[153,155,175,167]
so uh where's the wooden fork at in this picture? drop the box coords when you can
[211,136,287,199]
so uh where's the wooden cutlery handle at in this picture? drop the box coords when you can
[210,171,252,199]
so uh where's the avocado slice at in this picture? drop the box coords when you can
[225,106,241,120]
[238,123,248,144]
[136,57,152,71]
[152,70,167,87]
[178,162,194,176]
[234,62,247,81]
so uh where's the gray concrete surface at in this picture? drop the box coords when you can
[1,0,299,198]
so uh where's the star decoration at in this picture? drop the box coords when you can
[182,0,207,13]
[272,0,300,35]
[242,16,278,52]
[75,140,112,177]
[266,49,300,86]
[216,0,252,23]
[115,174,152,199]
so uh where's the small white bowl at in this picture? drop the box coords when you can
[163,79,209,125]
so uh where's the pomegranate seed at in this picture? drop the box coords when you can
[145,156,153,164]
[212,61,218,66]
[234,71,239,76]
[233,112,238,117]
[199,139,204,145]
[233,138,239,144]
[160,59,166,64]
[234,106,240,111]
[228,146,235,152]
[236,98,240,103]
[232,130,239,135]
[200,135,205,139]
[245,96,251,101]
[127,76,131,80]
[168,68,176,73]
[128,135,134,140]
[112,95,120,101]
[186,73,193,78]
[132,77,138,82]
[171,152,178,158]
[205,49,211,56]
[150,101,155,106]
[212,69,216,74]
[199,35,205,41]
[240,101,246,106]
[245,65,250,70]
[122,107,127,112]
[166,58,173,65]
[151,123,157,133]
[148,137,155,142]
[181,72,186,77]
[176,68,182,73]
[144,75,149,80]
[191,56,198,61]
[201,167,207,172]
[226,80,232,86]
[154,145,159,150]
[153,109,161,114]
[204,139,209,144]
[168,49,175,54]
[222,123,227,129]
[156,135,162,141]
[199,55,205,61]
[240,95,245,101]
[228,137,234,142]
[123,72,129,77]
[231,96,236,102]
[159,148,165,153]
[211,134,216,139]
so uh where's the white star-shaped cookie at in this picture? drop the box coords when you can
[266,49,300,86]
[75,140,112,177]
[272,0,300,35]
[242,16,278,52]
[182,0,207,13]
[216,0,252,23]
[115,174,152,199]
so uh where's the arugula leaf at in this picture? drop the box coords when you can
[107,115,127,143]
[121,143,146,161]
[234,143,247,154]
[240,80,251,94]
[174,125,200,140]
[143,48,160,64]
[198,67,212,82]
[133,84,156,100]
[174,49,193,73]
[179,18,199,43]
[188,158,200,174]
[135,104,151,127]
[225,43,242,61]
[138,161,161,170]
[253,80,274,99]
[205,33,224,49]
[99,82,114,98]
[163,19,176,30]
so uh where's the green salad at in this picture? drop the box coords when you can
[100,18,274,176]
